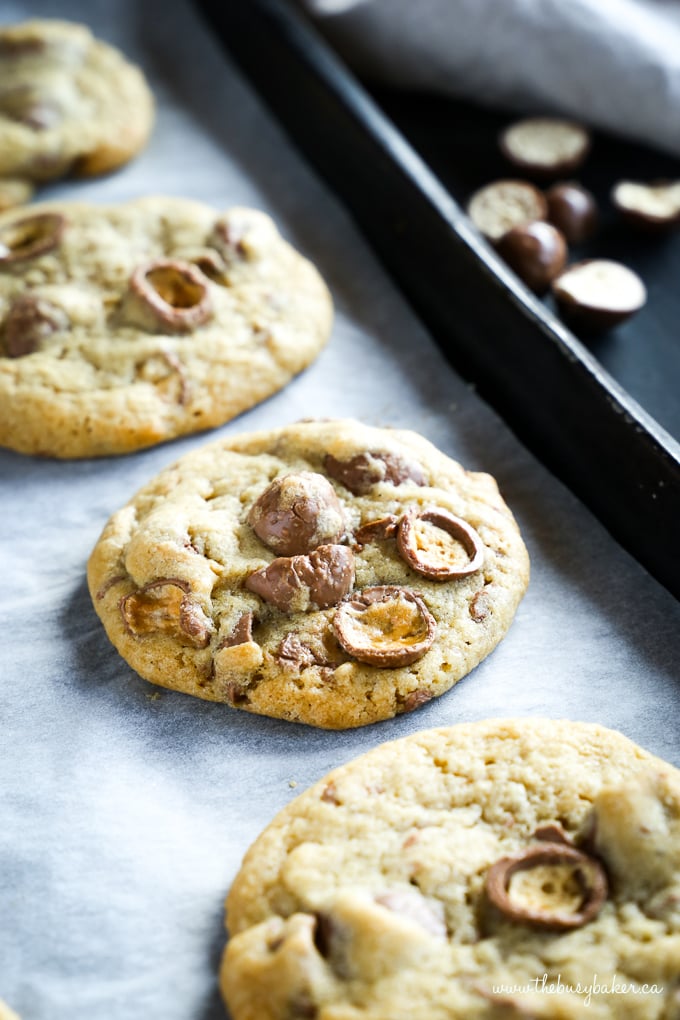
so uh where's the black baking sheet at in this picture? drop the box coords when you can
[196,0,680,600]
[373,90,680,445]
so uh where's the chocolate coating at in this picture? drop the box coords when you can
[0,211,65,264]
[119,579,211,648]
[545,183,598,244]
[485,842,608,930]
[245,544,355,614]
[552,259,647,332]
[248,472,345,556]
[397,507,485,579]
[324,451,427,495]
[3,294,69,357]
[124,259,213,334]
[496,221,568,295]
[354,515,400,546]
[333,585,436,667]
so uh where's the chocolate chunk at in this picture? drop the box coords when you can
[209,217,248,259]
[312,914,351,980]
[276,633,319,669]
[469,587,492,623]
[0,212,65,264]
[119,579,211,648]
[3,294,69,357]
[397,689,434,714]
[287,995,318,1019]
[0,86,62,130]
[320,782,340,805]
[333,586,436,667]
[275,631,341,671]
[375,890,447,938]
[324,452,426,495]
[219,611,254,648]
[533,822,572,846]
[246,544,355,614]
[354,515,399,546]
[222,681,251,707]
[0,35,46,57]
[248,472,345,556]
[121,259,213,334]
[485,842,607,930]
[396,507,485,580]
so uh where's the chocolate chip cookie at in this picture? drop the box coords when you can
[87,419,529,727]
[0,199,333,456]
[221,718,680,1019]
[0,19,154,189]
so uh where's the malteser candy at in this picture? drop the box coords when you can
[545,182,598,243]
[248,472,345,556]
[396,507,485,579]
[612,180,680,230]
[0,211,64,263]
[552,259,647,331]
[467,180,547,243]
[119,579,212,648]
[246,544,355,614]
[120,259,213,334]
[3,294,69,357]
[500,117,591,177]
[324,451,427,495]
[496,221,568,294]
[333,585,436,667]
[485,841,608,931]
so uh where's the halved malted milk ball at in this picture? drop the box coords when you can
[552,259,646,331]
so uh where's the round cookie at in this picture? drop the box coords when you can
[87,419,529,727]
[0,198,333,456]
[221,719,680,1019]
[0,19,153,186]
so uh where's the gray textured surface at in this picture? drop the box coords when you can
[303,0,680,158]
[1,2,679,1018]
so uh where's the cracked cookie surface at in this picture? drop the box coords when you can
[221,718,680,1019]
[0,19,153,186]
[0,198,332,456]
[87,419,529,727]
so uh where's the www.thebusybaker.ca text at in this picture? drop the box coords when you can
[491,974,663,1008]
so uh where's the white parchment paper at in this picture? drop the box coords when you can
[1,2,679,1018]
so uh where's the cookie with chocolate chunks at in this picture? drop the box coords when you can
[87,420,529,728]
[221,719,680,1019]
[0,198,332,456]
[0,19,154,189]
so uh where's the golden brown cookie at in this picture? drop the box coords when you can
[221,719,680,1019]
[0,198,332,457]
[0,19,153,184]
[87,419,529,727]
